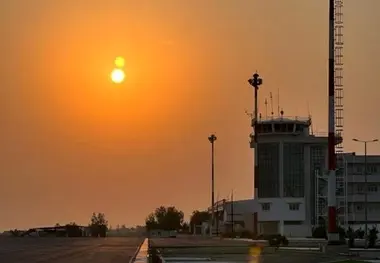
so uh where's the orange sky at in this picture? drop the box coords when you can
[1,0,379,230]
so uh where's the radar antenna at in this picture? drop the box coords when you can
[277,88,280,117]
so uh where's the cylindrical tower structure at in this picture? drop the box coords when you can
[327,0,338,243]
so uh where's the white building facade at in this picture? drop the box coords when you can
[212,116,380,237]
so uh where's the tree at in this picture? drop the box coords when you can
[145,206,184,231]
[65,222,82,237]
[189,210,210,233]
[89,212,108,237]
[145,213,158,231]
[181,222,190,233]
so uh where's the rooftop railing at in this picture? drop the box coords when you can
[253,115,312,122]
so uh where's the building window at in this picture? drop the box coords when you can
[356,205,363,211]
[261,203,271,211]
[368,184,378,192]
[289,203,300,211]
[283,143,304,197]
[257,143,280,198]
[368,165,378,174]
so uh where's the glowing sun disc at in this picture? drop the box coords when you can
[114,56,125,68]
[110,68,125,84]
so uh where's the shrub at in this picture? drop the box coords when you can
[368,226,378,248]
[221,232,235,238]
[257,234,288,247]
[338,226,346,240]
[355,228,365,239]
[347,227,355,248]
[240,230,254,239]
[312,226,327,239]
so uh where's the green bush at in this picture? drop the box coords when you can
[355,228,365,239]
[257,234,288,247]
[240,230,255,239]
[368,226,378,248]
[347,227,355,248]
[221,232,235,238]
[312,226,327,239]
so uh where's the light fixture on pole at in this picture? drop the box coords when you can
[208,134,217,236]
[352,138,378,248]
[248,72,263,198]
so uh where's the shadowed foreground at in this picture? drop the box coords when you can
[149,236,351,263]
[0,237,143,263]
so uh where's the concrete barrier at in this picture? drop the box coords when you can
[130,238,148,263]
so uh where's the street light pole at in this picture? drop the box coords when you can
[208,134,217,237]
[248,72,263,198]
[352,138,378,248]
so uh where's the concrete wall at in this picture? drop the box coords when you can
[256,197,305,221]
[283,224,311,237]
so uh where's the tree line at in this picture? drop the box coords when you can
[10,212,109,237]
[145,206,210,233]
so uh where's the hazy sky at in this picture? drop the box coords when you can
[1,0,379,230]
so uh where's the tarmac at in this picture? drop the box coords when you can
[0,236,144,263]
[149,236,353,263]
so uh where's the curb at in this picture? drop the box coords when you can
[129,238,148,263]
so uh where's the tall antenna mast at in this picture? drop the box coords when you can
[277,88,280,117]
[269,92,274,117]
[327,0,344,244]
[334,0,346,233]
[264,98,268,118]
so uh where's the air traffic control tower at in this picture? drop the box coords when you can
[249,112,344,236]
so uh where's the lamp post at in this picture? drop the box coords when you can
[248,72,262,198]
[208,134,217,236]
[352,138,378,248]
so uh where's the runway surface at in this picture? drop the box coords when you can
[0,237,143,263]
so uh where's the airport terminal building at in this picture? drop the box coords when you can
[210,115,380,237]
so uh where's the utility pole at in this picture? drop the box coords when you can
[353,138,378,248]
[231,190,234,235]
[208,134,217,237]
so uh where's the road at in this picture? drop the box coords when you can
[0,237,144,263]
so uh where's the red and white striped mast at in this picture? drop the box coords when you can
[327,0,339,243]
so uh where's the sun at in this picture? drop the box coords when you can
[114,56,125,68]
[110,68,125,84]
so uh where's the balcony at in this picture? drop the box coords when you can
[346,212,380,222]
[347,194,380,203]
[346,174,380,183]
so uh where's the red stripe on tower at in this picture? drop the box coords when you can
[328,0,337,240]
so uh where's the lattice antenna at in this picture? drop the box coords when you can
[334,0,344,155]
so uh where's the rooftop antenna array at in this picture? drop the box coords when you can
[269,92,274,117]
[277,88,280,117]
[307,101,314,134]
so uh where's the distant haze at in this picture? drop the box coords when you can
[0,0,379,230]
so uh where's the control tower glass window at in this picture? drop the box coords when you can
[283,143,304,197]
[257,143,280,198]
